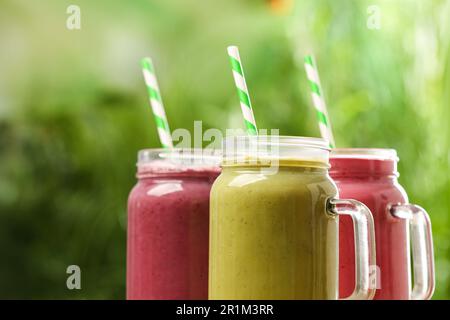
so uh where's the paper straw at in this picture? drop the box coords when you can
[304,54,335,148]
[227,46,258,135]
[141,57,173,148]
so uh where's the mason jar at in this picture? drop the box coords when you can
[330,148,434,300]
[209,136,376,300]
[127,148,220,299]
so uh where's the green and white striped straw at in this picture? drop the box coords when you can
[304,54,335,148]
[227,46,258,135]
[141,57,173,149]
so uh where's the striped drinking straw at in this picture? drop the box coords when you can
[141,57,173,149]
[304,54,336,148]
[227,46,258,135]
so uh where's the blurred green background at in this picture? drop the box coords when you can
[0,0,449,299]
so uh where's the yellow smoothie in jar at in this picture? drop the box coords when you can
[209,158,339,299]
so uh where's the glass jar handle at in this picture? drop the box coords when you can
[390,204,435,300]
[328,199,376,300]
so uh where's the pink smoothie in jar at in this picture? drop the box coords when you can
[127,149,220,300]
[330,149,434,300]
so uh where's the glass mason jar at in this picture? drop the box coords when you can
[330,149,435,300]
[127,149,220,300]
[209,136,376,300]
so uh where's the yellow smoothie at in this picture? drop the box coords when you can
[209,159,339,299]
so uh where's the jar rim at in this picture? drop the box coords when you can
[222,135,330,168]
[223,135,331,150]
[330,148,398,161]
[137,148,222,169]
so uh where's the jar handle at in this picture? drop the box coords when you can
[390,204,435,300]
[328,199,376,300]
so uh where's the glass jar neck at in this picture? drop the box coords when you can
[137,167,220,180]
[222,135,330,169]
[135,148,221,179]
[330,156,399,179]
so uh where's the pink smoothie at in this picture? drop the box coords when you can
[330,150,410,300]
[127,150,219,300]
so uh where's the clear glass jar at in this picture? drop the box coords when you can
[127,149,220,300]
[209,136,376,300]
[330,148,435,300]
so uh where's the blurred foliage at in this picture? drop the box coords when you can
[0,0,449,299]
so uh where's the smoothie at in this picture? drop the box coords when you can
[330,149,414,299]
[127,149,220,300]
[210,161,338,299]
[209,136,375,300]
